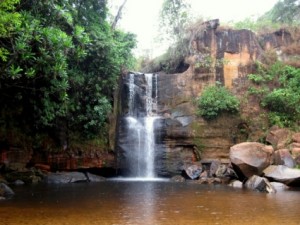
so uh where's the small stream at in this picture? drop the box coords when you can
[1,181,299,225]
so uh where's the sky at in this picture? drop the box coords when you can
[110,0,279,57]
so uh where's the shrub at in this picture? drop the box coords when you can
[248,62,300,128]
[197,84,240,120]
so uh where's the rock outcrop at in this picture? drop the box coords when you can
[112,20,296,177]
[229,142,273,179]
[263,165,300,186]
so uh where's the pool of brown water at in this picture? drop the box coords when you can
[0,180,299,225]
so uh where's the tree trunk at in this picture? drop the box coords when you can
[111,0,128,30]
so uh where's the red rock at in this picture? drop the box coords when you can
[266,127,293,149]
[292,133,300,143]
[34,164,50,172]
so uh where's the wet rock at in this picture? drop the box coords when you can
[266,127,292,149]
[171,175,185,182]
[245,175,276,193]
[5,170,43,184]
[263,165,300,186]
[45,172,105,184]
[270,182,289,191]
[274,149,295,168]
[225,167,239,179]
[209,160,221,177]
[45,172,88,184]
[34,164,51,172]
[200,170,208,178]
[184,164,202,179]
[0,183,15,199]
[14,180,25,185]
[198,177,222,184]
[229,180,243,188]
[86,173,106,182]
[230,142,273,179]
[215,164,228,177]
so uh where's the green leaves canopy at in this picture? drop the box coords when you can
[0,0,136,140]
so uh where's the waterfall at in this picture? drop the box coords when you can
[120,73,159,178]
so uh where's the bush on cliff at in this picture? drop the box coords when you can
[248,62,300,128]
[197,84,240,120]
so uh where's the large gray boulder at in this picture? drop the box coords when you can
[263,165,300,186]
[230,142,273,179]
[0,183,15,199]
[245,175,276,193]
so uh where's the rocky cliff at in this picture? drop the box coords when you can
[120,19,295,176]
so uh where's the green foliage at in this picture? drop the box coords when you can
[197,84,240,120]
[232,16,281,33]
[248,62,300,128]
[0,0,137,144]
[262,0,300,24]
[232,0,300,33]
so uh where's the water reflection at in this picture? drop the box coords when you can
[0,181,300,225]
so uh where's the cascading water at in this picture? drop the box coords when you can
[118,73,159,178]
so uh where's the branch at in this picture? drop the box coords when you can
[111,0,128,30]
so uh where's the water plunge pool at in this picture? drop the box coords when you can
[1,180,299,225]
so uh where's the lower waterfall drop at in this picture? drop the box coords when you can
[118,72,159,178]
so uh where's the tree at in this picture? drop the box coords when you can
[111,0,128,30]
[0,0,137,145]
[262,0,300,24]
[159,0,191,43]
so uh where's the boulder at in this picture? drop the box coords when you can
[45,172,105,184]
[274,149,295,168]
[86,172,106,182]
[270,182,289,191]
[266,127,292,149]
[209,160,221,177]
[14,180,25,185]
[291,147,300,159]
[245,175,276,193]
[171,175,185,182]
[184,164,202,179]
[230,142,273,179]
[215,164,228,177]
[45,172,88,184]
[229,180,243,188]
[0,183,15,199]
[263,165,300,186]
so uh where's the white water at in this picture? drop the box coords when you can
[125,73,158,178]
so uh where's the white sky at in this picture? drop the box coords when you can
[110,0,279,57]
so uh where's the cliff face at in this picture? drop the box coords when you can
[149,20,295,175]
